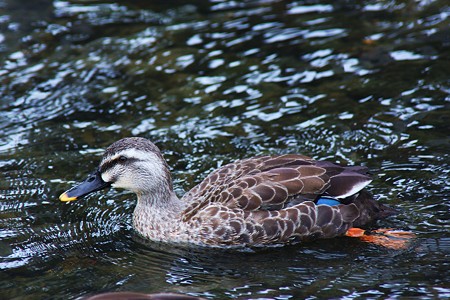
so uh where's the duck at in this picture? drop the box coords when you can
[59,137,400,248]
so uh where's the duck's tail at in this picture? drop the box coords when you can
[345,227,415,249]
[349,190,398,227]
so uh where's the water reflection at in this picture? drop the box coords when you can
[0,0,449,299]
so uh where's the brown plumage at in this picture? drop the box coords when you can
[60,137,396,248]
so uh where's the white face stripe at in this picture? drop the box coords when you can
[109,148,153,162]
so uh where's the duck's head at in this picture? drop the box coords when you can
[59,137,173,202]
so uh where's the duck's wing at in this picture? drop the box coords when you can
[181,154,371,221]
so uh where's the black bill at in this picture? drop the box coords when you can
[59,170,111,202]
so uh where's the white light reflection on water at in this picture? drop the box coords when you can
[287,4,333,15]
[390,50,427,61]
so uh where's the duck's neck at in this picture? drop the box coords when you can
[132,190,187,241]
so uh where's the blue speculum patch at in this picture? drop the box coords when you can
[316,197,341,206]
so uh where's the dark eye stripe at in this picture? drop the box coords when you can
[99,156,138,173]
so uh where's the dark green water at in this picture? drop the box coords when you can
[1,0,449,299]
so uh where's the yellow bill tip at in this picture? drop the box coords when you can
[59,192,77,202]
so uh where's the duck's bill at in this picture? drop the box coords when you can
[59,170,111,202]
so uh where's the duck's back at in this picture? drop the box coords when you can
[178,155,391,247]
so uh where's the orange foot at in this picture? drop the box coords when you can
[345,227,415,250]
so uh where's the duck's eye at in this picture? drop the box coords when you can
[119,155,128,162]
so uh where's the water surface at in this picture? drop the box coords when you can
[0,0,449,299]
